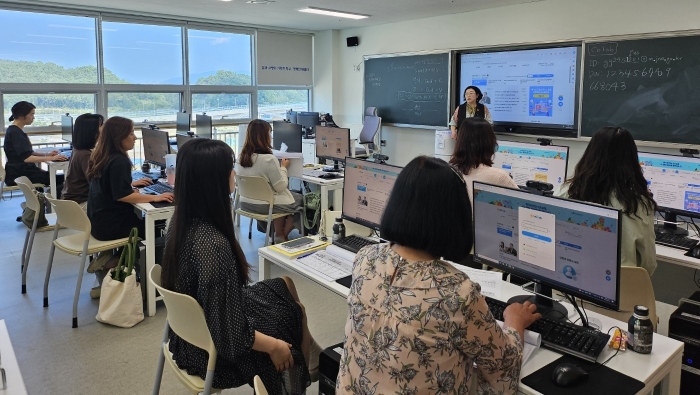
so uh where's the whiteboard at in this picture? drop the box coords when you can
[257,31,313,86]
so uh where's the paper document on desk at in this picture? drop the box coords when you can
[450,264,503,299]
[497,320,541,366]
[296,250,354,282]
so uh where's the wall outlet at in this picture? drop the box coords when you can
[380,140,386,147]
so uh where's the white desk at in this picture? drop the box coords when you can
[258,245,683,395]
[47,160,68,200]
[656,243,700,270]
[0,320,27,395]
[299,175,344,213]
[132,202,175,317]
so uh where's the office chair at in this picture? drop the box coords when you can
[354,107,381,158]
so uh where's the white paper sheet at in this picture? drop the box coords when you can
[296,250,354,282]
[451,265,503,299]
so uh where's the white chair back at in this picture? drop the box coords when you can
[359,108,381,146]
[235,175,275,205]
[14,176,32,188]
[253,376,269,395]
[17,182,42,213]
[45,196,91,235]
[149,265,217,371]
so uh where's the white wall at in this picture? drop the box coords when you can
[316,0,700,167]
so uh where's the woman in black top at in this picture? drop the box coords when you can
[86,116,171,241]
[62,113,103,206]
[3,101,68,190]
[161,139,321,394]
[449,85,493,138]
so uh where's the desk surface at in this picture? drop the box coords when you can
[0,320,27,395]
[258,245,684,395]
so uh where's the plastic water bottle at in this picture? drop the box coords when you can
[628,305,653,354]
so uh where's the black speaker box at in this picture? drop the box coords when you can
[346,36,359,47]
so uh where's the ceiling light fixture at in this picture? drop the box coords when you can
[298,6,369,19]
[246,0,274,4]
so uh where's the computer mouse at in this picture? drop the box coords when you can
[551,363,589,387]
[690,245,700,259]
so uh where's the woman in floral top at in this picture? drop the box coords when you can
[337,156,541,395]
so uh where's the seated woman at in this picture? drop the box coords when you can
[62,113,104,208]
[162,139,322,394]
[235,119,303,241]
[337,156,541,395]
[3,101,67,193]
[556,126,657,275]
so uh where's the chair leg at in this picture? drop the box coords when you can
[152,321,170,395]
[22,219,39,294]
[43,227,60,307]
[203,370,215,395]
[264,218,272,247]
[72,242,90,328]
[21,229,30,273]
[248,217,253,239]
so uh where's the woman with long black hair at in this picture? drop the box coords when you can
[161,139,320,394]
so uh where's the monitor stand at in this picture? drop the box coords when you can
[655,212,689,236]
[508,283,568,321]
[323,161,342,172]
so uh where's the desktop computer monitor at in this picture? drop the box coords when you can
[176,133,195,150]
[493,140,569,191]
[342,157,403,230]
[296,112,320,136]
[195,114,212,139]
[638,152,700,235]
[316,126,350,167]
[61,114,73,144]
[472,181,622,317]
[286,110,297,124]
[176,112,191,133]
[272,121,303,153]
[141,128,171,168]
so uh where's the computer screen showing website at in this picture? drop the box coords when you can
[459,46,580,128]
[316,126,350,162]
[473,182,620,306]
[639,152,700,214]
[493,140,569,189]
[142,128,170,167]
[342,158,402,230]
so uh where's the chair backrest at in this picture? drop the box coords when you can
[0,161,6,182]
[149,265,217,370]
[322,210,372,238]
[253,376,269,395]
[235,175,275,205]
[45,196,91,235]
[17,181,42,212]
[359,112,381,145]
[14,176,32,188]
[365,107,377,117]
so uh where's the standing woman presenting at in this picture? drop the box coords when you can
[449,85,493,138]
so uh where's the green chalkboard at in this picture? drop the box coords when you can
[582,34,700,144]
[364,53,450,127]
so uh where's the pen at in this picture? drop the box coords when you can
[297,251,317,259]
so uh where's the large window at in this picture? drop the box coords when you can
[188,29,251,85]
[0,10,97,83]
[258,90,309,121]
[102,21,183,84]
[107,92,181,123]
[3,93,96,127]
[191,93,250,120]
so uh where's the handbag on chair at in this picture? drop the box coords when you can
[21,191,48,228]
[96,228,144,328]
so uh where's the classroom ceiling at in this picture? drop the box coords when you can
[23,0,541,31]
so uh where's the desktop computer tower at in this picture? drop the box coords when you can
[318,343,343,395]
[668,291,700,395]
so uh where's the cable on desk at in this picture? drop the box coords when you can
[587,326,622,372]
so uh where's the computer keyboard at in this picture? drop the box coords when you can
[132,171,159,181]
[333,235,379,254]
[303,169,327,178]
[143,183,174,195]
[654,231,698,250]
[485,296,609,362]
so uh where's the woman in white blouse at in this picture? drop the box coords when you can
[236,119,303,241]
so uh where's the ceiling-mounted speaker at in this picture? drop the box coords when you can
[346,36,359,47]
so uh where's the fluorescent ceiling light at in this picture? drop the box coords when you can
[298,6,369,19]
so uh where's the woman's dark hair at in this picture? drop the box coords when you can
[72,113,104,150]
[161,139,250,289]
[239,119,272,168]
[463,85,483,102]
[9,101,36,122]
[380,156,472,262]
[87,116,133,180]
[566,127,656,216]
[450,117,497,175]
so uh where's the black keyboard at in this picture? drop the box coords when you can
[144,183,174,195]
[132,171,159,181]
[333,235,379,254]
[485,296,609,362]
[654,231,698,250]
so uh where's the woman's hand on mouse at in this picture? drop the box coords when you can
[503,301,542,341]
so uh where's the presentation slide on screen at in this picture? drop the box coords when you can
[493,141,568,188]
[639,153,700,213]
[459,47,579,127]
[316,127,349,160]
[473,184,619,304]
[342,161,401,227]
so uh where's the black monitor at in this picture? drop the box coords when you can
[195,114,212,139]
[315,126,350,171]
[296,111,320,136]
[286,110,298,124]
[472,181,622,318]
[176,112,191,133]
[61,114,73,144]
[176,133,195,150]
[493,140,570,190]
[272,121,303,153]
[341,157,403,230]
[141,127,171,168]
[638,152,700,235]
